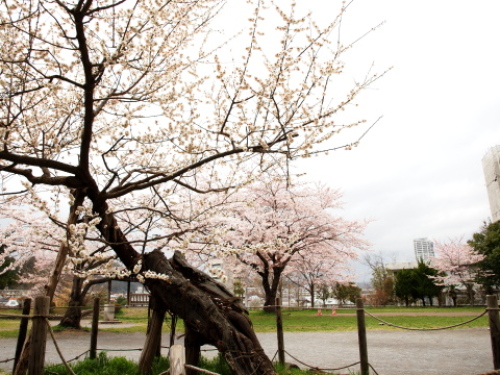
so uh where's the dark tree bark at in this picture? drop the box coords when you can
[185,325,205,375]
[139,302,165,373]
[137,250,275,375]
[59,277,85,329]
[58,276,113,329]
[309,283,316,309]
[257,257,284,313]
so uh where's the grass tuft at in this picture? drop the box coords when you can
[44,352,143,375]
[43,353,314,375]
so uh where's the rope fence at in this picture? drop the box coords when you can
[1,296,500,375]
[364,308,488,331]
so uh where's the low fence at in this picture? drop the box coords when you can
[129,293,150,307]
[1,296,499,375]
[274,296,500,375]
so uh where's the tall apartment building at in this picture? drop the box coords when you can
[482,145,500,222]
[413,237,435,261]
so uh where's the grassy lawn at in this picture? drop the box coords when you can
[0,306,489,338]
[249,306,489,332]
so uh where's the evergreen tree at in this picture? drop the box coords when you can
[468,221,500,294]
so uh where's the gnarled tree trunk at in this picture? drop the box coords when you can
[90,199,276,375]
[138,250,275,375]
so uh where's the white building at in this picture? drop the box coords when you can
[413,237,435,261]
[482,145,500,222]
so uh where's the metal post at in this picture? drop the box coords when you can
[487,295,500,369]
[356,298,369,375]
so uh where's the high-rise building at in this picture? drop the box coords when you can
[482,146,500,222]
[413,237,435,261]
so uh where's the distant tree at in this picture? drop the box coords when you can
[0,246,19,289]
[394,268,415,307]
[332,282,362,306]
[412,259,441,307]
[468,221,500,294]
[372,266,394,306]
[364,253,394,306]
[433,238,484,306]
[289,247,358,309]
[317,282,332,306]
[222,179,367,312]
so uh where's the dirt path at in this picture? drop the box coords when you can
[0,327,493,375]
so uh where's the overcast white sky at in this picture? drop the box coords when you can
[277,0,500,281]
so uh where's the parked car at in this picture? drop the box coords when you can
[4,299,20,308]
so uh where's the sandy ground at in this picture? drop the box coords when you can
[0,324,494,375]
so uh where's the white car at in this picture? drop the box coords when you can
[4,299,20,308]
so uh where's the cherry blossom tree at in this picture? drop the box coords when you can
[220,179,368,312]
[0,0,384,373]
[0,202,61,295]
[290,249,357,308]
[0,197,114,326]
[432,237,484,306]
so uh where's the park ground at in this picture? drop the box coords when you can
[0,306,496,374]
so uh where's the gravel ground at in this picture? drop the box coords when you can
[0,326,493,375]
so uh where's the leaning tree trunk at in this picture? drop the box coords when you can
[139,300,165,373]
[139,250,276,375]
[91,201,276,375]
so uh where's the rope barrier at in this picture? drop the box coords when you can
[185,364,222,375]
[369,363,381,375]
[0,312,31,319]
[65,350,90,363]
[284,349,361,372]
[364,309,488,331]
[96,348,143,352]
[0,304,494,375]
[0,312,63,320]
[45,318,77,375]
[281,349,382,375]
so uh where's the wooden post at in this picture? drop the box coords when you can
[127,278,131,306]
[107,280,112,304]
[487,295,500,369]
[14,298,31,372]
[276,297,285,366]
[90,297,100,359]
[356,298,369,375]
[28,296,50,375]
[170,344,186,375]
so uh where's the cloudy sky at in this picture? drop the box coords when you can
[281,0,500,281]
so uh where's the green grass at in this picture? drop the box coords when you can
[0,306,489,338]
[249,307,488,332]
[43,352,311,375]
[44,352,169,375]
